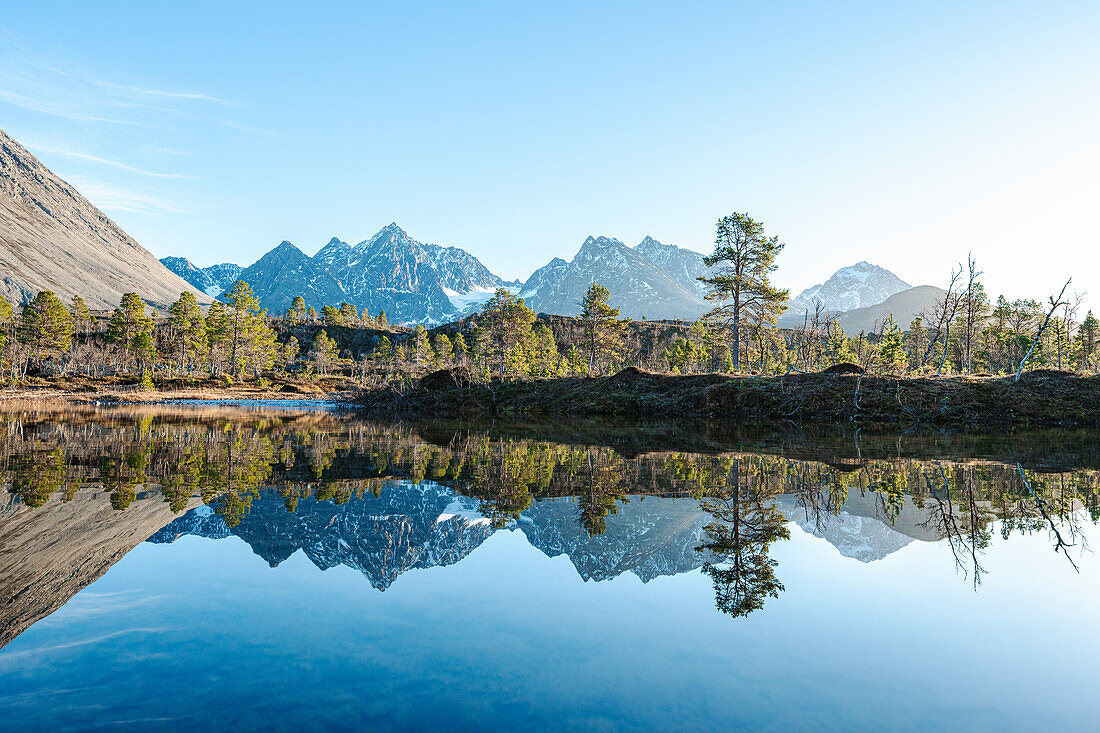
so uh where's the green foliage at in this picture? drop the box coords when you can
[19,290,75,361]
[285,296,308,324]
[476,289,537,377]
[699,212,789,369]
[70,295,92,333]
[579,282,628,376]
[877,315,906,373]
[310,329,340,375]
[168,291,207,374]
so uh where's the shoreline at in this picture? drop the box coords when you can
[0,386,353,408]
[357,367,1100,428]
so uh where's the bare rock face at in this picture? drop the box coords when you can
[0,487,198,649]
[0,128,211,310]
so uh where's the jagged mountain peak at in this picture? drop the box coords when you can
[790,261,911,314]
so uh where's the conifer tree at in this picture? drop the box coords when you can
[823,319,855,367]
[377,310,388,328]
[0,295,15,375]
[310,330,339,375]
[339,302,360,326]
[452,332,469,367]
[19,291,74,368]
[1078,310,1099,372]
[322,305,342,327]
[106,293,153,373]
[224,281,262,375]
[699,213,789,369]
[877,315,906,373]
[70,295,92,334]
[904,317,927,372]
[477,289,536,376]
[285,296,307,324]
[413,325,430,370]
[579,282,627,376]
[205,300,231,376]
[432,333,454,367]
[528,323,561,377]
[167,292,207,375]
[282,336,300,367]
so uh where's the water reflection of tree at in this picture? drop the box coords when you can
[3,411,1099,583]
[693,457,790,618]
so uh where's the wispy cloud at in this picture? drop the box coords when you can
[30,145,195,178]
[0,87,141,125]
[92,80,239,107]
[66,177,189,216]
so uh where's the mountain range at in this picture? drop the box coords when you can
[147,481,944,591]
[519,236,712,320]
[0,127,940,326]
[162,224,516,323]
[0,128,210,309]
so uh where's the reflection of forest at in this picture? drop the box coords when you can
[1,406,1097,638]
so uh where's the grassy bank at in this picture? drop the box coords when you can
[357,367,1100,428]
[0,374,355,405]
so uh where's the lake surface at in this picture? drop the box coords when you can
[1,405,1098,731]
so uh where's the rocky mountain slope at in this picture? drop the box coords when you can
[0,128,211,309]
[160,257,242,297]
[233,240,347,313]
[836,284,948,335]
[786,261,910,319]
[218,224,511,323]
[520,236,709,320]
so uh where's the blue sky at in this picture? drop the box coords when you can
[2,1,1098,305]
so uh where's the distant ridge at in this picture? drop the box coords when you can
[519,235,710,320]
[0,128,210,310]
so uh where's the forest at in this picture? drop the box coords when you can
[1,214,1095,396]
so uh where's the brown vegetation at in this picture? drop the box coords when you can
[359,366,1100,428]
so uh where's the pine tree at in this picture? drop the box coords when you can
[1078,310,1099,372]
[322,304,343,327]
[70,295,92,333]
[413,325,430,370]
[205,300,231,376]
[224,281,261,375]
[528,323,561,377]
[285,296,307,324]
[339,302,360,326]
[823,319,855,367]
[452,332,469,367]
[310,330,340,375]
[477,289,536,376]
[698,213,789,369]
[19,291,74,367]
[377,310,388,328]
[167,292,207,375]
[904,317,927,372]
[877,315,906,373]
[282,336,300,367]
[0,296,15,377]
[106,293,153,373]
[579,282,627,376]
[432,333,454,367]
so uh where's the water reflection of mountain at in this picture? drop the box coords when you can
[147,486,939,592]
[0,487,199,649]
[776,494,942,562]
[149,483,494,590]
[516,496,711,581]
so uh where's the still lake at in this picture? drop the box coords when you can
[1,405,1098,731]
